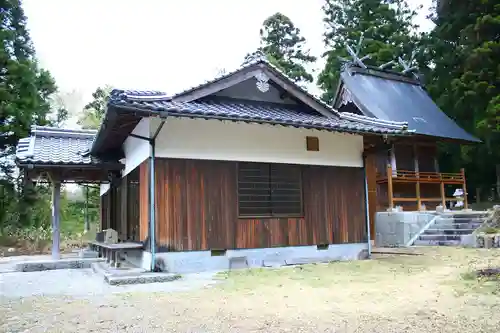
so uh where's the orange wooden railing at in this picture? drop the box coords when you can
[379,165,468,211]
[390,170,464,182]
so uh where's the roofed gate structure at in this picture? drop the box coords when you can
[16,127,123,259]
[15,54,477,270]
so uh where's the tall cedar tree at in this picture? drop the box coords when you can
[0,0,57,174]
[319,0,422,102]
[245,13,316,84]
[0,1,60,228]
[427,0,500,198]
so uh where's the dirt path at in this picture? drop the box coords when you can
[1,247,500,332]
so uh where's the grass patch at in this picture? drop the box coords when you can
[0,222,98,255]
[479,226,500,234]
[453,271,500,296]
[215,253,447,291]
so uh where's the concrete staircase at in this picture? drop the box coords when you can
[413,211,489,246]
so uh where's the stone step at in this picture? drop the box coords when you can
[449,213,488,218]
[105,272,181,286]
[433,222,483,229]
[413,239,461,246]
[424,228,475,235]
[15,257,104,272]
[91,262,181,285]
[437,217,486,224]
[418,234,462,241]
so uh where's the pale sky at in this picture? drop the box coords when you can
[23,0,434,123]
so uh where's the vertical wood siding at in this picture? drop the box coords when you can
[127,180,140,241]
[365,153,378,240]
[99,166,144,241]
[154,158,366,251]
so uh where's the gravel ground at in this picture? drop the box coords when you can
[0,269,219,298]
[1,247,500,332]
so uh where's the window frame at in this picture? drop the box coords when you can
[236,162,304,219]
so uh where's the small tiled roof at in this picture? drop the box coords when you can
[109,90,411,135]
[16,126,118,166]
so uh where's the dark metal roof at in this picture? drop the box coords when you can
[16,126,122,167]
[338,67,480,143]
[109,90,411,135]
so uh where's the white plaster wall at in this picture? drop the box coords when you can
[122,118,151,176]
[100,183,110,196]
[153,118,364,167]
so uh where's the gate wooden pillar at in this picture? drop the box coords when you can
[50,178,61,260]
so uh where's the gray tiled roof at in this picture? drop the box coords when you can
[110,91,410,135]
[171,55,339,115]
[16,126,113,165]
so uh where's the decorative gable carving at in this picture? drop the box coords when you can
[254,71,270,93]
[339,87,353,106]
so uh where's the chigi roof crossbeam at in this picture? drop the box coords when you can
[338,35,371,69]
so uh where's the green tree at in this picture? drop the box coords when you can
[0,0,61,230]
[245,12,317,84]
[318,0,422,102]
[0,0,58,178]
[77,85,112,129]
[427,0,500,200]
[77,85,112,231]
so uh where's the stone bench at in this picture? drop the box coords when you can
[89,241,143,268]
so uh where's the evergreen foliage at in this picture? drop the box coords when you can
[426,0,500,197]
[318,0,422,102]
[245,12,316,84]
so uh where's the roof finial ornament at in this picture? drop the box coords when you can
[398,50,419,79]
[253,50,268,62]
[338,34,371,69]
[242,50,269,66]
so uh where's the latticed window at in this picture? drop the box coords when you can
[237,162,303,217]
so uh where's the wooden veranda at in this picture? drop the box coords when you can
[377,165,468,211]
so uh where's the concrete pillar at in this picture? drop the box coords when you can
[51,181,61,260]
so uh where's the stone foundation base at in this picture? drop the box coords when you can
[474,234,500,248]
[126,243,368,274]
[15,258,104,272]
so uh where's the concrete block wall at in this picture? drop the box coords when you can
[375,212,436,247]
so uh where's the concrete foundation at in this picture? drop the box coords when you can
[15,257,104,272]
[125,243,368,274]
[122,250,152,271]
[375,212,436,247]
